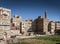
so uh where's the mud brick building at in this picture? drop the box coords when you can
[0,7,11,37]
[33,11,49,35]
[11,15,22,35]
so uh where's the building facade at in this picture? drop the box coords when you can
[11,15,22,35]
[0,7,11,37]
[48,21,55,35]
[55,21,60,35]
[33,11,49,35]
[22,19,33,36]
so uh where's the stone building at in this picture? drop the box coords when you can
[1,7,60,36]
[0,7,11,37]
[22,19,33,36]
[33,11,49,35]
[48,21,55,35]
[11,15,22,35]
[55,21,60,35]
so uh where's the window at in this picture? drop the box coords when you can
[17,16,19,18]
[3,26,9,30]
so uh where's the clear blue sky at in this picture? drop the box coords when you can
[0,0,60,21]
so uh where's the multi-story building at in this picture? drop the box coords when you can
[11,15,22,35]
[11,15,21,30]
[22,19,33,36]
[33,11,49,35]
[0,7,11,37]
[0,7,60,36]
[55,21,60,35]
[21,21,26,35]
[48,21,55,35]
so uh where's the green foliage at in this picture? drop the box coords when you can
[7,35,60,44]
[34,35,60,42]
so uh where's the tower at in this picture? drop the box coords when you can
[45,10,48,19]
